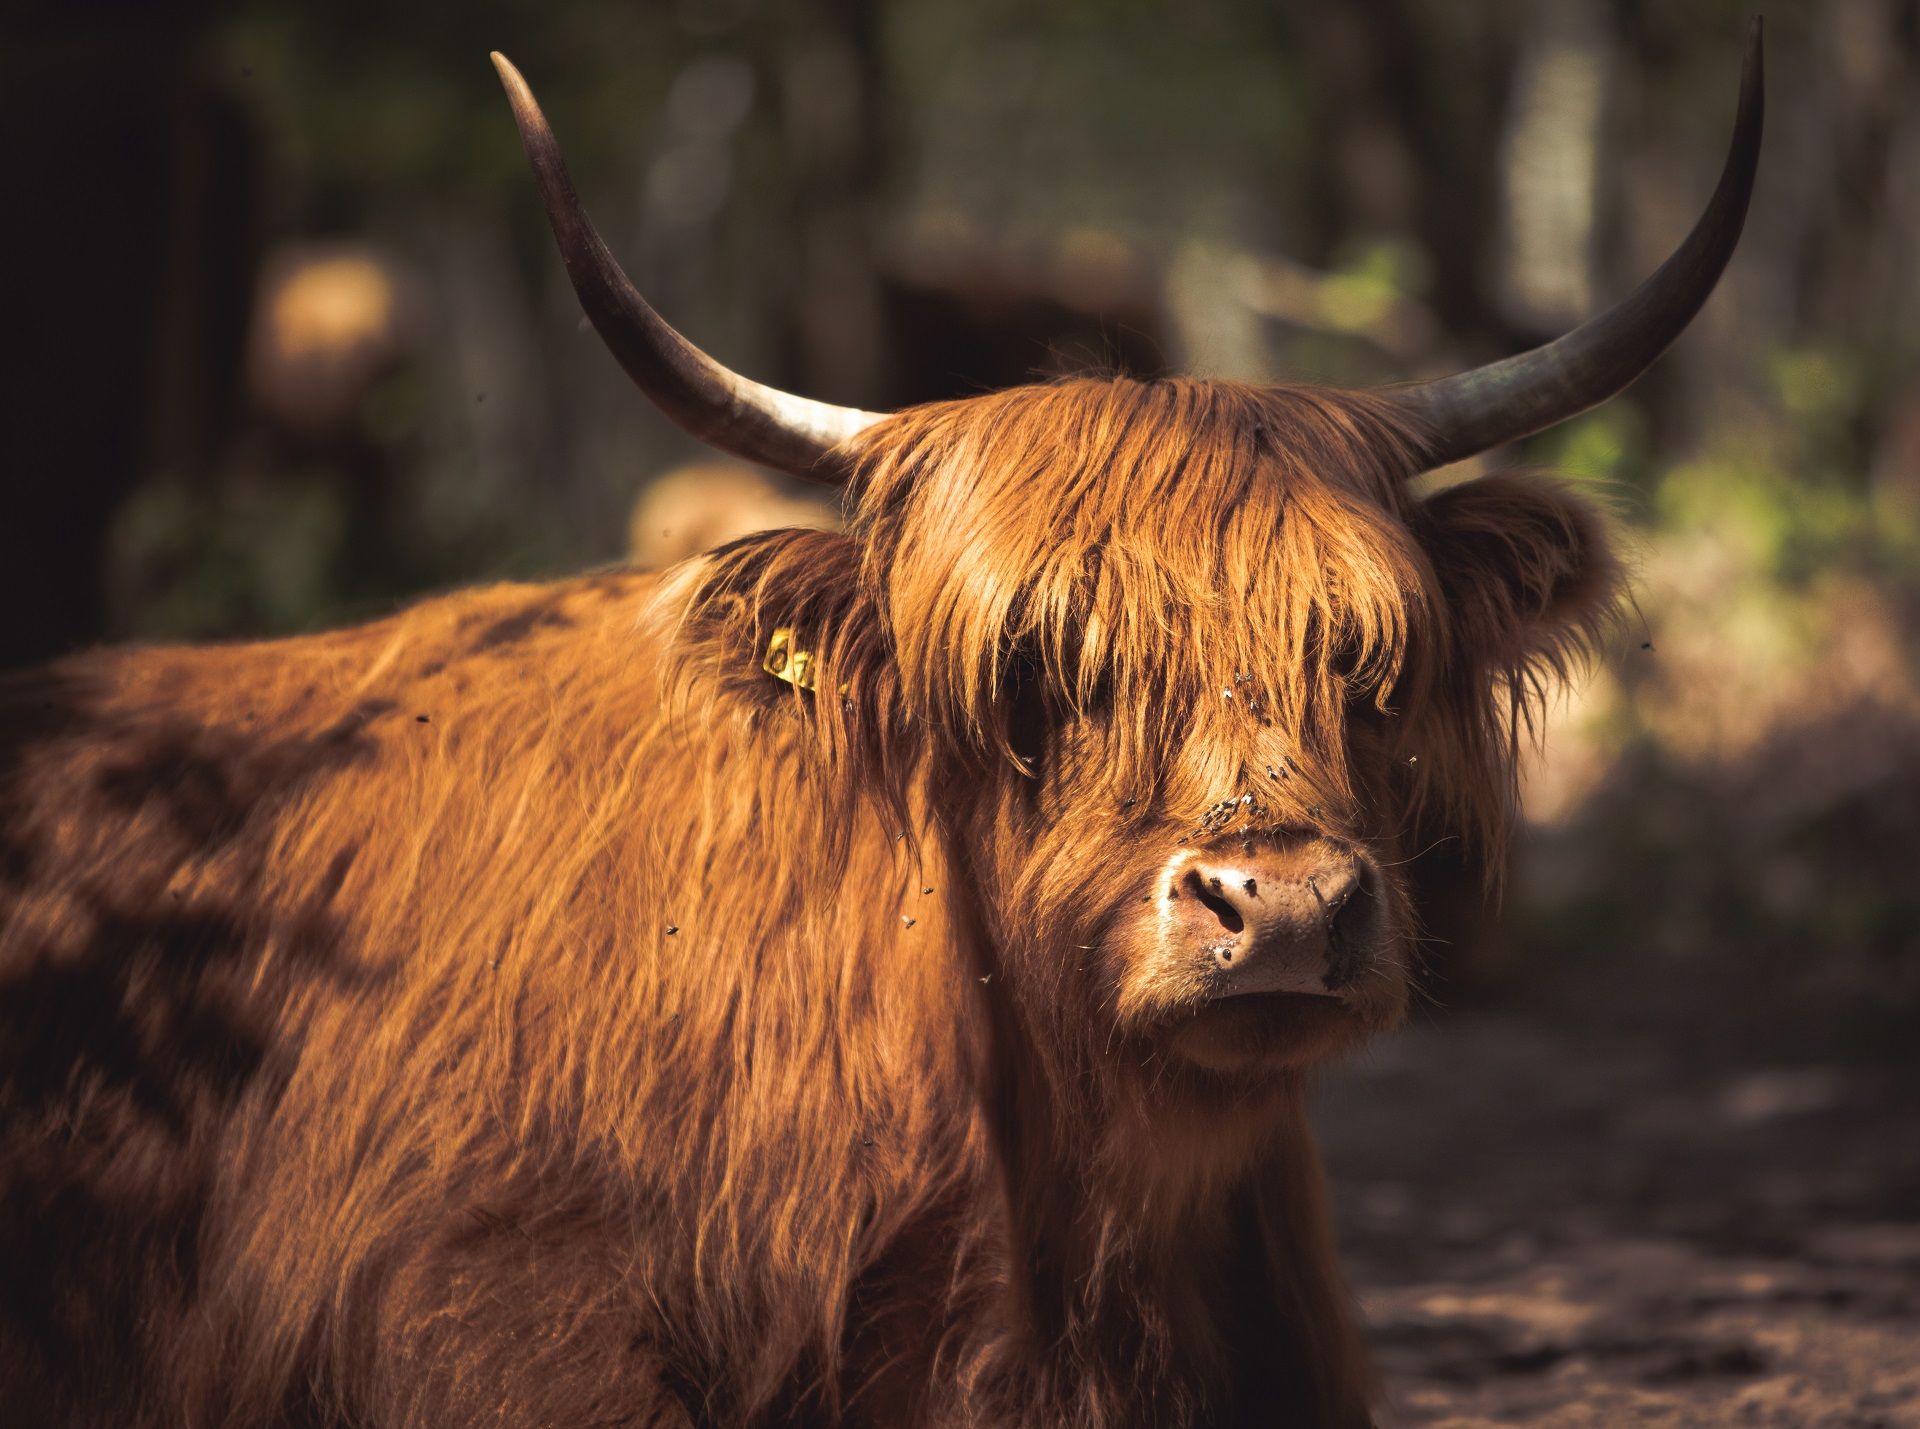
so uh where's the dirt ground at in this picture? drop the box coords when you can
[1317,905,1920,1427]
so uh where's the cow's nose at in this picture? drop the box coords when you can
[1169,845,1373,998]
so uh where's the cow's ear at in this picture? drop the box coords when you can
[670,526,894,719]
[1417,474,1621,671]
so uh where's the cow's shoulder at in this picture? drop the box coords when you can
[0,568,667,969]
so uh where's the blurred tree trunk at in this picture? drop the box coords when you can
[1495,0,1610,336]
[0,2,258,668]
[1291,0,1521,358]
[771,0,888,409]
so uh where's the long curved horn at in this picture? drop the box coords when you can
[1386,18,1764,471]
[491,52,883,483]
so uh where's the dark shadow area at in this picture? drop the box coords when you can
[1319,694,1920,1426]
[0,663,386,1417]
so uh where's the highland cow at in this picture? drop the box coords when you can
[0,27,1762,1428]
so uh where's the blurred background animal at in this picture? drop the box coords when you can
[628,461,839,568]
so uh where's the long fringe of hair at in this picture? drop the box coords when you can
[684,375,1619,886]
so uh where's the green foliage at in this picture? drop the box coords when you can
[1318,239,1429,335]
[1656,347,1920,586]
[111,470,349,641]
[1531,404,1650,486]
[215,0,682,209]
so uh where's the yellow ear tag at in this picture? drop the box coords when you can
[763,627,818,692]
[763,627,852,696]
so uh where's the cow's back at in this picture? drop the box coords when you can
[0,569,677,1424]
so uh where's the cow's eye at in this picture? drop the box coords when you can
[1000,650,1050,774]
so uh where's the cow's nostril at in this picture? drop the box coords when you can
[1310,876,1349,918]
[1183,870,1244,935]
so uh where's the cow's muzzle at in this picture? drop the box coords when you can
[1166,839,1379,999]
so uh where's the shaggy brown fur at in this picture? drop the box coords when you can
[0,376,1617,1426]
